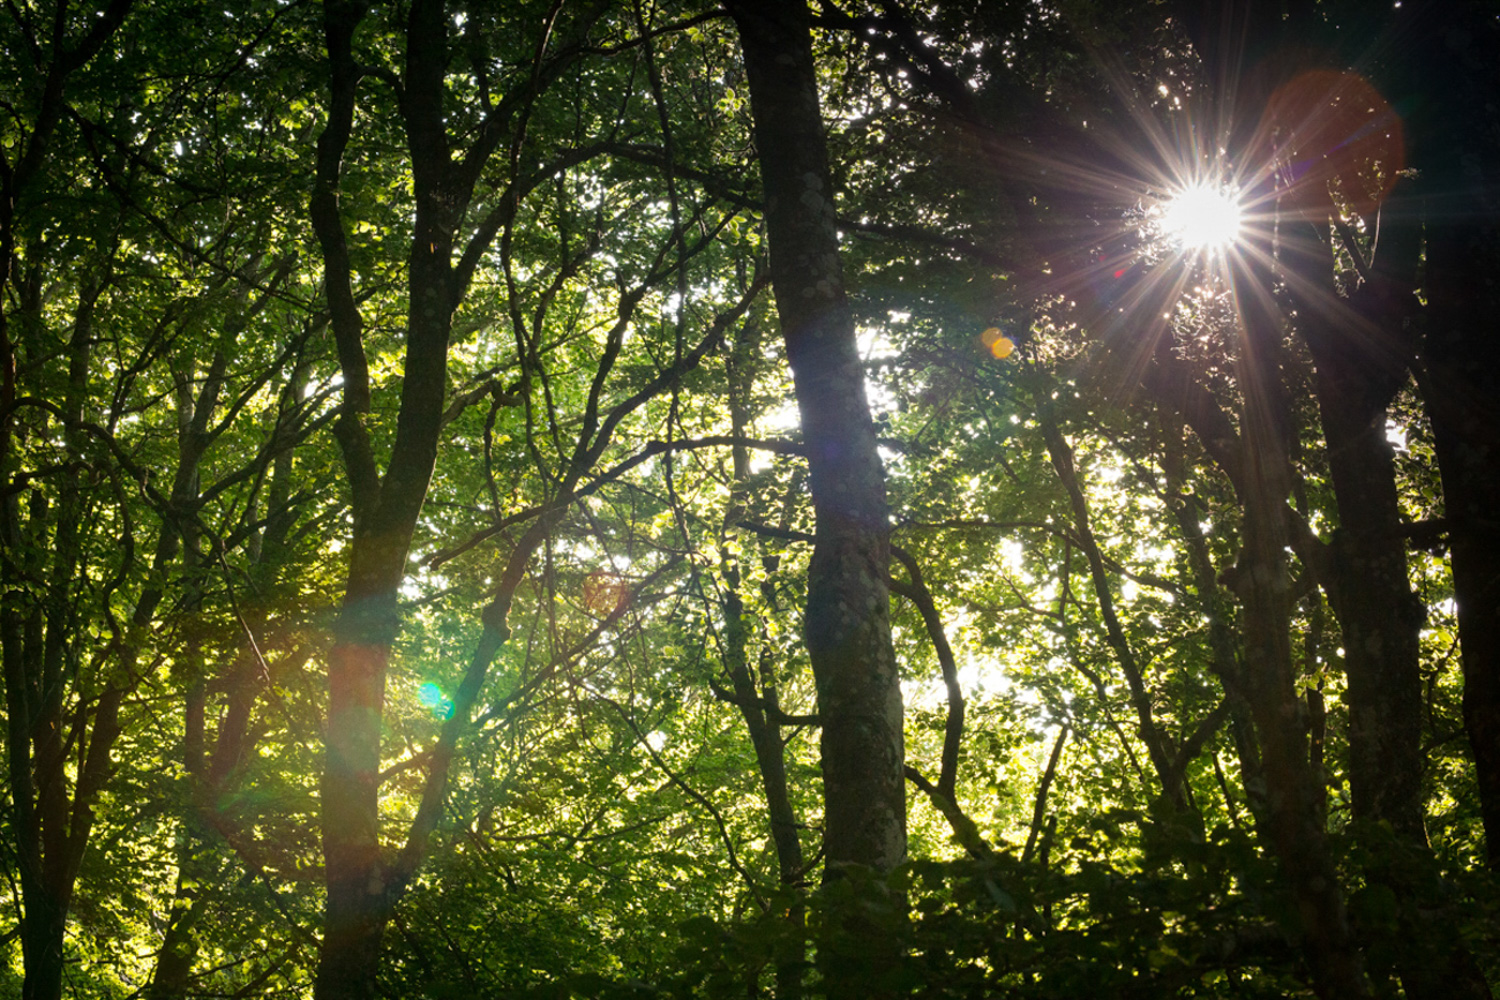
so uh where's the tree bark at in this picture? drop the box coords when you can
[1228,341,1373,1000]
[725,0,905,879]
[722,318,806,1000]
[310,4,455,995]
[1401,2,1500,870]
[726,1,905,994]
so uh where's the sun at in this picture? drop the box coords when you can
[1160,183,1243,250]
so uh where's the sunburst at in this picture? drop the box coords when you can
[1158,183,1243,251]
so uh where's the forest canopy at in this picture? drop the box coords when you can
[2,1,1498,998]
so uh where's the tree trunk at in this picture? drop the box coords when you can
[0,7,133,998]
[1159,404,1268,829]
[724,319,805,1000]
[150,371,308,1000]
[5,275,156,1000]
[1403,3,1500,869]
[1218,259,1374,998]
[1430,236,1500,864]
[1290,204,1493,999]
[1039,406,1183,809]
[725,0,905,993]
[1291,221,1425,839]
[725,0,903,887]
[309,4,457,994]
[309,4,665,990]
[1230,378,1373,1000]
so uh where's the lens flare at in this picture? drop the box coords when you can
[418,682,454,719]
[1160,184,1242,250]
[981,327,1016,359]
[1257,70,1404,219]
[583,570,629,616]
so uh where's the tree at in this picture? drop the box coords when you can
[725,0,906,994]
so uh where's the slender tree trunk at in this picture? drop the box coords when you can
[1039,407,1183,809]
[0,8,132,997]
[723,581,807,1000]
[4,278,151,1000]
[726,1,905,994]
[1159,405,1268,827]
[149,363,307,1000]
[723,319,805,1000]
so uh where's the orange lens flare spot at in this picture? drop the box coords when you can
[1259,69,1404,218]
[981,328,1016,359]
[583,570,630,616]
